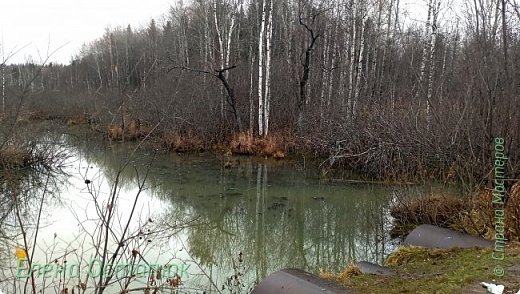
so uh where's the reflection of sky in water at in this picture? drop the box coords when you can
[1,134,454,293]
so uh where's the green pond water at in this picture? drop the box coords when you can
[0,128,453,293]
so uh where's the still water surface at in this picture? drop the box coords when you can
[1,131,446,293]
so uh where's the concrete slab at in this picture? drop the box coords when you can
[403,224,494,249]
[251,268,355,294]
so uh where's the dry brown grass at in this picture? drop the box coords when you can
[162,130,205,152]
[107,126,123,140]
[64,115,87,126]
[449,189,496,239]
[506,182,520,239]
[385,246,451,267]
[390,194,469,228]
[229,130,294,158]
[0,145,32,168]
[127,119,140,136]
[391,183,520,241]
[452,183,520,241]
[229,130,255,155]
[107,119,150,141]
[319,262,361,284]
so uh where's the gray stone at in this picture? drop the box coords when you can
[251,268,355,294]
[356,261,397,276]
[403,224,494,249]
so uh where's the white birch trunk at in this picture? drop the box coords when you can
[214,0,225,117]
[204,2,210,101]
[378,0,393,103]
[416,0,432,101]
[327,41,336,107]
[249,50,256,132]
[258,0,266,136]
[339,6,348,109]
[183,20,190,65]
[338,56,346,109]
[1,42,4,113]
[347,0,357,118]
[320,24,329,120]
[439,37,448,102]
[426,0,439,130]
[225,12,236,80]
[1,65,4,114]
[353,17,366,119]
[264,0,273,136]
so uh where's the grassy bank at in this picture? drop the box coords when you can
[319,182,520,293]
[321,245,520,293]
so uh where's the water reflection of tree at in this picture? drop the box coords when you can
[0,144,68,293]
[168,163,394,291]
[0,133,69,239]
[69,141,396,291]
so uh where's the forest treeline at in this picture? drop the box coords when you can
[1,0,519,185]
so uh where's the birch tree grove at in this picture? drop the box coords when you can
[5,0,520,181]
[256,0,274,137]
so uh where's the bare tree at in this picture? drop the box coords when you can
[297,3,321,134]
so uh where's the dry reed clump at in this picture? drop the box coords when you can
[64,115,87,126]
[391,183,520,241]
[28,111,51,120]
[107,126,123,140]
[452,183,520,241]
[229,130,255,155]
[390,194,469,229]
[107,119,147,141]
[229,130,293,158]
[319,262,362,285]
[162,130,205,152]
[506,182,520,240]
[0,145,33,168]
[384,246,452,267]
[448,189,495,239]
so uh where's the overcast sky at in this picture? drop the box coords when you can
[0,0,172,65]
[0,0,443,66]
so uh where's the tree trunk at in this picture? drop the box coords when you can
[352,16,366,120]
[347,0,357,119]
[297,8,320,135]
[258,0,267,136]
[264,0,273,136]
[214,0,225,118]
[416,0,433,101]
[249,41,256,132]
[426,0,439,130]
[320,22,330,120]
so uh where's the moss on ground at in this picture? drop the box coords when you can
[321,245,520,293]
